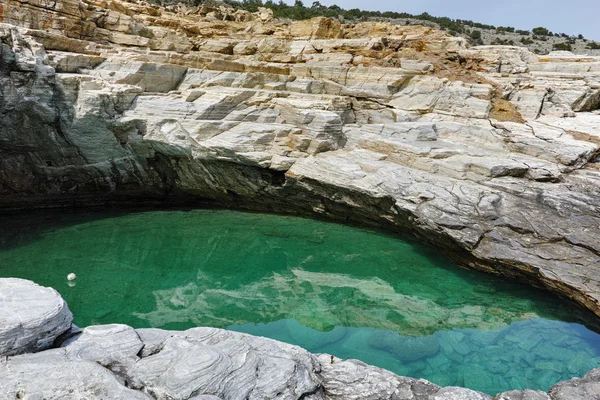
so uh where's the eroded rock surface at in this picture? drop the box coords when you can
[494,390,552,400]
[4,319,598,399]
[0,321,494,400]
[547,368,600,399]
[0,278,72,356]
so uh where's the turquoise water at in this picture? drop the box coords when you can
[0,209,599,394]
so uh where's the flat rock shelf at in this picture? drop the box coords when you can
[2,209,600,396]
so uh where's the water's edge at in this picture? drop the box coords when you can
[3,160,600,397]
[1,160,598,327]
[3,208,600,396]
[3,283,599,399]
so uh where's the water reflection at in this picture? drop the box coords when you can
[135,269,538,335]
[1,209,599,394]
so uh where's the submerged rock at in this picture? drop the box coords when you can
[0,278,599,399]
[286,320,348,350]
[368,330,440,362]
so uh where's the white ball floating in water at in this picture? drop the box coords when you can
[67,273,77,281]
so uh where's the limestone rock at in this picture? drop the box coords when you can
[494,390,551,400]
[290,18,343,39]
[91,60,188,93]
[390,76,493,118]
[62,324,144,366]
[0,278,72,356]
[1,321,326,400]
[0,355,152,399]
[548,368,600,399]
[316,354,442,400]
[130,328,324,399]
[434,387,492,400]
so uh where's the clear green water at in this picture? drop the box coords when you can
[1,209,599,394]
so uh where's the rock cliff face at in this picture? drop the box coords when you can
[2,0,599,322]
[2,278,600,400]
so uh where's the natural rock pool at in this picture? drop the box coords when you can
[1,209,599,395]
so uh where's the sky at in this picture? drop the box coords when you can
[306,0,600,41]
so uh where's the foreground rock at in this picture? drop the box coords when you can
[1,279,600,399]
[548,369,600,399]
[1,324,324,399]
[0,278,72,356]
[2,323,599,400]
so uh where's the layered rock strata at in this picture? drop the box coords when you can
[2,278,600,399]
[0,278,72,356]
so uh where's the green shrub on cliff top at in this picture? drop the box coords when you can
[185,0,590,42]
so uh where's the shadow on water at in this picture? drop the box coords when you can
[2,208,600,394]
[0,209,132,251]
